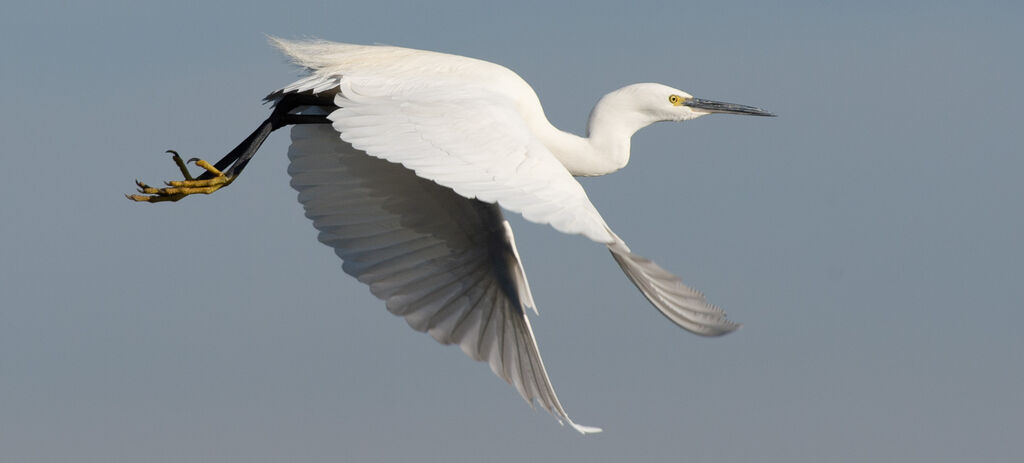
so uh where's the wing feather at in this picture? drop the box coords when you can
[288,124,599,433]
[607,232,741,336]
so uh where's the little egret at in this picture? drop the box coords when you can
[128,38,774,433]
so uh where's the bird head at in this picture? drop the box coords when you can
[589,83,774,136]
[624,83,775,122]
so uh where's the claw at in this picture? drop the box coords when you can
[167,150,194,180]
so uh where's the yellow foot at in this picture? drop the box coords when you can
[127,150,235,203]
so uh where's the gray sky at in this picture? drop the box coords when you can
[2,1,1022,461]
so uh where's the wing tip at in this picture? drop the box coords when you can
[605,229,746,336]
[568,422,604,434]
[694,320,743,337]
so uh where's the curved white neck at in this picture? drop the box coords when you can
[527,91,661,177]
[530,126,626,177]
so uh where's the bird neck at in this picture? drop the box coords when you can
[521,85,669,177]
[530,127,624,177]
[532,107,653,177]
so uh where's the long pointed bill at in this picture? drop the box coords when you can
[684,98,776,117]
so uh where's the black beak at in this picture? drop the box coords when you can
[684,98,776,117]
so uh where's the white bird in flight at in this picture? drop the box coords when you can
[128,38,774,433]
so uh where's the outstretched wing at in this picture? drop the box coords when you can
[606,233,741,336]
[288,124,600,433]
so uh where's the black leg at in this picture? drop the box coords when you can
[197,93,334,180]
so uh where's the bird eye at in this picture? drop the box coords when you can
[669,95,682,105]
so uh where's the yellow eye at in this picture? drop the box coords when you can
[669,94,684,106]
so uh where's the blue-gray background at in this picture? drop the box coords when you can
[2,1,1021,461]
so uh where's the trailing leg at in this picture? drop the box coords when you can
[127,93,332,203]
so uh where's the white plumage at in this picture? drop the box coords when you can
[265,38,770,433]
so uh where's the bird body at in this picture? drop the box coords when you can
[130,38,773,433]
